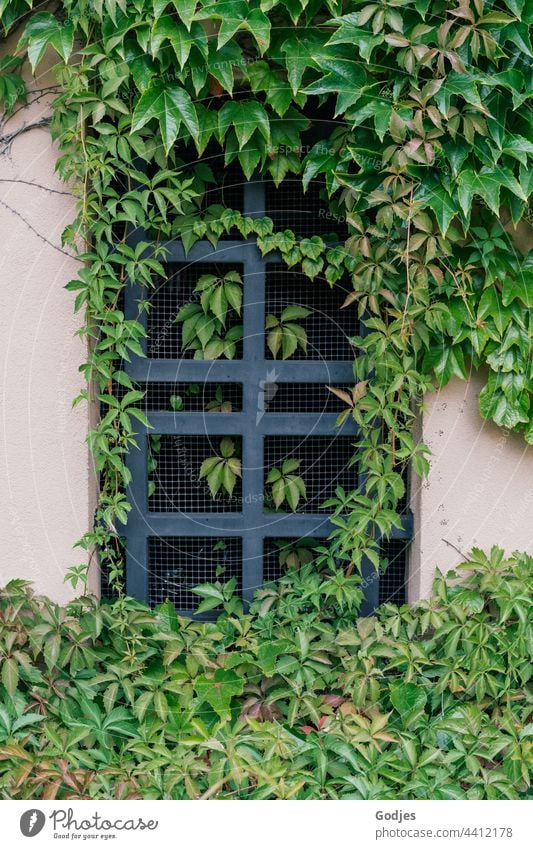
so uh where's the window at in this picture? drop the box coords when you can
[119,173,412,614]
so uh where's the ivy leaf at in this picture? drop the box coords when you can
[304,58,367,115]
[172,0,198,30]
[131,80,199,153]
[281,31,323,95]
[422,185,457,236]
[194,669,244,719]
[390,682,427,716]
[302,141,338,190]
[151,16,193,69]
[218,101,270,148]
[423,345,468,385]
[457,166,527,218]
[200,1,270,54]
[21,13,74,71]
[325,14,384,62]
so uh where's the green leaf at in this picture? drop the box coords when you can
[201,1,270,54]
[131,80,199,153]
[280,305,311,322]
[281,31,323,95]
[2,657,19,698]
[21,13,74,71]
[390,682,427,716]
[218,101,270,149]
[304,58,367,115]
[423,185,457,236]
[172,0,197,30]
[194,669,244,719]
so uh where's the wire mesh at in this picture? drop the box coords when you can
[265,177,348,240]
[264,382,352,413]
[265,264,359,361]
[264,435,357,512]
[263,537,321,582]
[147,262,244,359]
[148,435,243,512]
[378,539,409,606]
[148,536,242,609]
[114,381,242,412]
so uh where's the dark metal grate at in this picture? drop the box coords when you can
[264,382,352,413]
[115,381,242,412]
[264,435,357,512]
[147,262,244,359]
[148,536,242,609]
[265,264,358,361]
[265,177,348,240]
[378,539,409,606]
[149,435,243,512]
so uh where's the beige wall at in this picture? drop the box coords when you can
[0,45,93,603]
[409,371,533,599]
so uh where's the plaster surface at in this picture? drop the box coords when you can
[0,45,94,602]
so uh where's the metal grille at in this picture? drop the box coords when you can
[264,435,356,512]
[148,536,242,610]
[147,262,244,359]
[265,264,358,360]
[265,178,347,239]
[148,435,243,512]
[264,382,351,413]
[115,381,242,412]
[122,172,412,613]
[378,539,409,606]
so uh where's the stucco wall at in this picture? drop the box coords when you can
[0,46,93,603]
[409,371,533,600]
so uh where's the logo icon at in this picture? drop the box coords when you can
[20,810,46,837]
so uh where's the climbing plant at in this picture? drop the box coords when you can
[0,0,531,589]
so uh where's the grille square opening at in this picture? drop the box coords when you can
[263,537,320,582]
[265,178,347,240]
[264,382,353,413]
[115,381,242,412]
[149,435,243,512]
[147,262,244,359]
[378,539,409,606]
[148,536,242,609]
[264,435,356,512]
[265,264,358,361]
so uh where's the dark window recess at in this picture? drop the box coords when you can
[148,536,242,610]
[147,262,244,359]
[198,156,246,213]
[263,537,320,583]
[265,264,359,361]
[121,171,412,612]
[149,435,243,512]
[378,539,409,606]
[265,177,347,240]
[115,381,242,412]
[264,382,352,413]
[264,435,356,512]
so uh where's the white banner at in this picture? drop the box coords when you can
[1,800,532,849]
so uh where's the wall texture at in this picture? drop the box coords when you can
[409,371,533,600]
[0,46,93,603]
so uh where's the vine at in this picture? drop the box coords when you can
[0,0,531,591]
